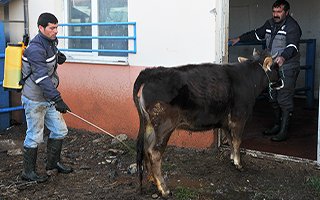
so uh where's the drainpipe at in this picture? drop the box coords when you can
[23,0,29,45]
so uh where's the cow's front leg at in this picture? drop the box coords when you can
[230,123,245,170]
[231,136,242,169]
[220,129,235,163]
[228,115,246,170]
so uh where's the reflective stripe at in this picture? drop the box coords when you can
[286,44,298,51]
[254,32,262,41]
[278,30,286,35]
[35,75,49,84]
[266,29,271,33]
[255,32,263,41]
[46,55,56,63]
[23,55,56,63]
[22,56,28,61]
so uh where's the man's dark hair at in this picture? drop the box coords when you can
[272,0,290,12]
[37,12,58,28]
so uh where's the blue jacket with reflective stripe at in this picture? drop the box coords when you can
[239,15,302,68]
[21,32,60,102]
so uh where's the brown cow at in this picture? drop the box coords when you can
[133,49,279,197]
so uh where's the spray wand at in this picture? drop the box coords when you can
[67,111,135,152]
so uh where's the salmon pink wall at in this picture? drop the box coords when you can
[58,62,216,149]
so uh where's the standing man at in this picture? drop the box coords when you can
[230,0,302,142]
[21,12,73,182]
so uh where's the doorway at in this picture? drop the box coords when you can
[228,0,319,161]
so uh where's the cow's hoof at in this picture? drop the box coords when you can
[161,190,172,198]
[235,165,244,171]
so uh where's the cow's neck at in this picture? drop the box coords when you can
[251,63,270,98]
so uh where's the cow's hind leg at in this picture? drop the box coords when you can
[147,149,169,197]
[143,121,157,186]
[146,119,176,197]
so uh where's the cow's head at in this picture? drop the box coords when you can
[238,48,279,72]
[238,48,280,85]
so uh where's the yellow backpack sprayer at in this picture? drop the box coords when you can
[2,41,26,90]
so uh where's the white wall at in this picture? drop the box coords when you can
[3,0,228,68]
[27,0,65,39]
[128,0,223,67]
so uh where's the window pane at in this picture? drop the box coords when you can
[68,0,92,50]
[98,0,128,57]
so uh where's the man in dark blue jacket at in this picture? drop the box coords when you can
[20,12,73,182]
[230,0,302,142]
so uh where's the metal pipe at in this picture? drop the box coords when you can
[23,0,29,35]
[57,22,136,54]
[57,35,135,39]
[58,48,135,53]
[59,22,136,26]
[0,106,23,113]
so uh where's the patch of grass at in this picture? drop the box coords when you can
[174,186,199,200]
[162,162,177,171]
[112,139,136,156]
[307,176,320,192]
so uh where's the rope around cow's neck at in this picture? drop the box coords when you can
[67,111,135,152]
[259,63,274,100]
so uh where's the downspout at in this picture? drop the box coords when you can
[23,0,29,45]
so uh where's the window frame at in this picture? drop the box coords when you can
[61,0,130,64]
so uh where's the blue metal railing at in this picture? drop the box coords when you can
[229,39,316,108]
[0,105,23,112]
[0,21,138,116]
[0,79,24,113]
[57,22,137,54]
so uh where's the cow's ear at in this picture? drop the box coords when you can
[238,57,248,63]
[263,56,273,71]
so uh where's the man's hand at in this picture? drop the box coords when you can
[57,52,66,64]
[275,56,285,67]
[55,98,71,113]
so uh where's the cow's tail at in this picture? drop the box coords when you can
[133,70,149,191]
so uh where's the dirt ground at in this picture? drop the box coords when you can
[1,124,320,200]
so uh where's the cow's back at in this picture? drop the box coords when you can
[139,64,232,130]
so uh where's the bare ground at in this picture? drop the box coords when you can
[1,124,320,200]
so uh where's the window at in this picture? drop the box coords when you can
[62,0,129,63]
[68,0,92,50]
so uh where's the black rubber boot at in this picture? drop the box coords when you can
[21,147,48,182]
[263,106,281,135]
[46,138,73,174]
[271,111,291,142]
